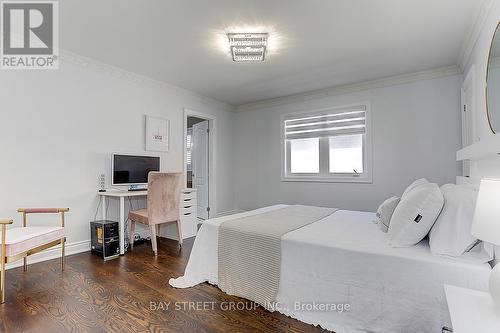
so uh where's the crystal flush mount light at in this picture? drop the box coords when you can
[227,33,268,62]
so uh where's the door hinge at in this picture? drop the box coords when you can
[206,207,211,212]
[463,104,467,112]
[206,128,210,133]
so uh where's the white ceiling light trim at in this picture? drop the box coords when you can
[228,32,268,62]
[214,24,281,63]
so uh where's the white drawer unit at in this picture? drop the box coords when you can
[180,188,197,238]
[444,284,500,333]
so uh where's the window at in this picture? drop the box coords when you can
[290,138,319,173]
[283,104,372,182]
[329,134,363,173]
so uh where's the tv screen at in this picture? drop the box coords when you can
[112,154,160,185]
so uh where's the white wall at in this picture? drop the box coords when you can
[232,75,462,212]
[463,0,500,180]
[0,52,235,256]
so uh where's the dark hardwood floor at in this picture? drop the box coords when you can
[0,237,328,333]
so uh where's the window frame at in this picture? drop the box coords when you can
[281,102,373,183]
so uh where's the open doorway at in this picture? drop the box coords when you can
[185,113,213,220]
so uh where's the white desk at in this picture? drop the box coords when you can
[444,284,500,333]
[98,188,197,255]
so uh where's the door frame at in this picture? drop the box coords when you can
[461,64,476,147]
[183,108,217,218]
[460,65,476,178]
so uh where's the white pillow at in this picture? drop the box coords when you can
[429,184,478,257]
[401,178,428,199]
[389,182,444,247]
[375,196,400,233]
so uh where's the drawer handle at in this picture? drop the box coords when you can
[184,212,192,216]
[184,206,192,209]
[183,198,192,201]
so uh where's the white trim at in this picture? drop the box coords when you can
[280,176,373,184]
[458,0,495,71]
[60,48,462,113]
[456,133,500,161]
[236,66,461,112]
[461,65,477,147]
[460,65,477,177]
[183,109,217,218]
[59,49,233,113]
[280,102,373,184]
[5,240,90,270]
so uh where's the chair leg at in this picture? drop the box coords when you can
[1,227,5,304]
[176,220,183,248]
[23,257,27,272]
[129,221,136,250]
[150,224,158,256]
[61,238,65,271]
[0,258,4,304]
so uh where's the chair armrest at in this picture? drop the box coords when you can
[0,219,13,225]
[18,208,68,228]
[18,208,69,214]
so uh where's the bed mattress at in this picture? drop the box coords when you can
[170,205,491,333]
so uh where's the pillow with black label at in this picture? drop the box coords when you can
[401,178,428,199]
[375,196,401,233]
[388,182,444,247]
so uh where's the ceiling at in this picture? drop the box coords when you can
[61,0,480,106]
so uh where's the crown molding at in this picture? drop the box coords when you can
[458,0,495,71]
[235,65,462,112]
[59,49,234,112]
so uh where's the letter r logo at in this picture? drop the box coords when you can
[2,2,54,55]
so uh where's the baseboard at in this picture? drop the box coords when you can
[5,239,91,270]
[215,209,246,217]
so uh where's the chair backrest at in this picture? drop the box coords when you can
[147,172,183,225]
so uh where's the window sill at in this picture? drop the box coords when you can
[281,176,373,184]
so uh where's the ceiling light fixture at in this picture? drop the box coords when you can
[227,33,268,62]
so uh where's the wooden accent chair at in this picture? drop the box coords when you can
[128,172,183,256]
[0,208,68,303]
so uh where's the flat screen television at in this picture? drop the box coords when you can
[111,154,160,186]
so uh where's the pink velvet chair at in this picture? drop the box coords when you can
[0,208,68,303]
[128,172,183,256]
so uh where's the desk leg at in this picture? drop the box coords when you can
[119,197,125,255]
[101,196,107,220]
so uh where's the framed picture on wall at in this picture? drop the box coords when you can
[145,115,169,152]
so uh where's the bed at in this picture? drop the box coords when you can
[170,205,491,333]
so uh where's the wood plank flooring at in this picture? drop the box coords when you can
[0,237,328,333]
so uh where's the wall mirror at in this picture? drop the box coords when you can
[486,22,500,133]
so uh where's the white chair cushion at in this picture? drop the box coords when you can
[389,182,444,247]
[4,226,65,257]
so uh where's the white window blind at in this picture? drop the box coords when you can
[186,129,193,170]
[284,106,366,140]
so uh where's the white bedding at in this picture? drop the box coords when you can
[170,205,491,333]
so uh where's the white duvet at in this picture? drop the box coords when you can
[169,205,491,333]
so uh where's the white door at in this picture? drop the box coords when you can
[192,120,210,219]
